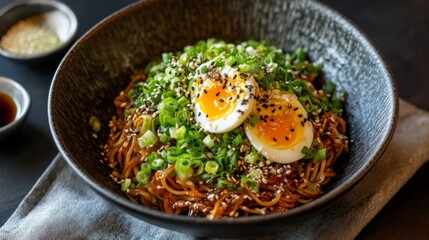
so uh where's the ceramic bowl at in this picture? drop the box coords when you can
[48,0,398,237]
[0,76,31,140]
[0,0,77,62]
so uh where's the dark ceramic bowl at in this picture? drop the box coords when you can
[48,0,398,237]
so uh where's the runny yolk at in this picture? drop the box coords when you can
[196,78,241,120]
[254,108,304,149]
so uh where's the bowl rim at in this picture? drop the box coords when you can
[0,0,78,60]
[0,76,31,133]
[48,0,398,227]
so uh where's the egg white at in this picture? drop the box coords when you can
[244,91,313,164]
[192,64,257,133]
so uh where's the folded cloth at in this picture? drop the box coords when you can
[1,99,429,240]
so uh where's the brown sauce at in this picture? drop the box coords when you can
[0,92,17,128]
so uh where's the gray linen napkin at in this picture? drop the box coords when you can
[1,99,429,240]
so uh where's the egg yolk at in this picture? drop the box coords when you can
[253,101,305,149]
[195,78,244,121]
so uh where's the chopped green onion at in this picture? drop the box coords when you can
[240,176,259,191]
[244,149,262,165]
[247,114,259,126]
[141,115,155,134]
[175,157,193,180]
[162,52,172,63]
[136,171,150,185]
[177,96,190,108]
[204,161,219,174]
[213,60,225,67]
[159,133,170,144]
[173,126,186,139]
[313,148,327,163]
[121,178,132,191]
[248,169,261,179]
[140,162,152,175]
[232,134,242,147]
[138,130,158,148]
[203,135,214,148]
[191,160,204,175]
[89,116,101,132]
[150,158,166,170]
[200,65,209,73]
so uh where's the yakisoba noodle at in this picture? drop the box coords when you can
[103,39,349,218]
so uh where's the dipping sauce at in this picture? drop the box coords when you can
[0,92,17,128]
[0,13,60,55]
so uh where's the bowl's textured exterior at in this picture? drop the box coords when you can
[49,0,398,237]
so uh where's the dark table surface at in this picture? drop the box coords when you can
[0,0,428,239]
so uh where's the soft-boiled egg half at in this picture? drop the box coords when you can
[192,63,257,133]
[244,90,314,164]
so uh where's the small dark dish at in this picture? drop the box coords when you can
[0,76,31,140]
[0,0,77,62]
[49,0,398,237]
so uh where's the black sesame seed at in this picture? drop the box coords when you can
[206,114,209,118]
[203,89,208,94]
[298,114,303,118]
[303,118,308,123]
[233,74,237,79]
[290,128,295,132]
[237,110,244,115]
[279,106,282,110]
[197,93,200,98]
[191,86,195,91]
[271,109,276,113]
[200,79,204,84]
[293,107,299,111]
[273,137,277,142]
[269,104,275,107]
[257,108,262,112]
[285,136,289,141]
[210,61,215,66]
[198,112,201,116]
[216,92,220,97]
[229,96,233,101]
[262,104,268,109]
[301,121,305,126]
[219,99,225,103]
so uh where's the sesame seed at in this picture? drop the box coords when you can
[285,136,289,141]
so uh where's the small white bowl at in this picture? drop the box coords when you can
[0,76,31,140]
[0,0,78,62]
